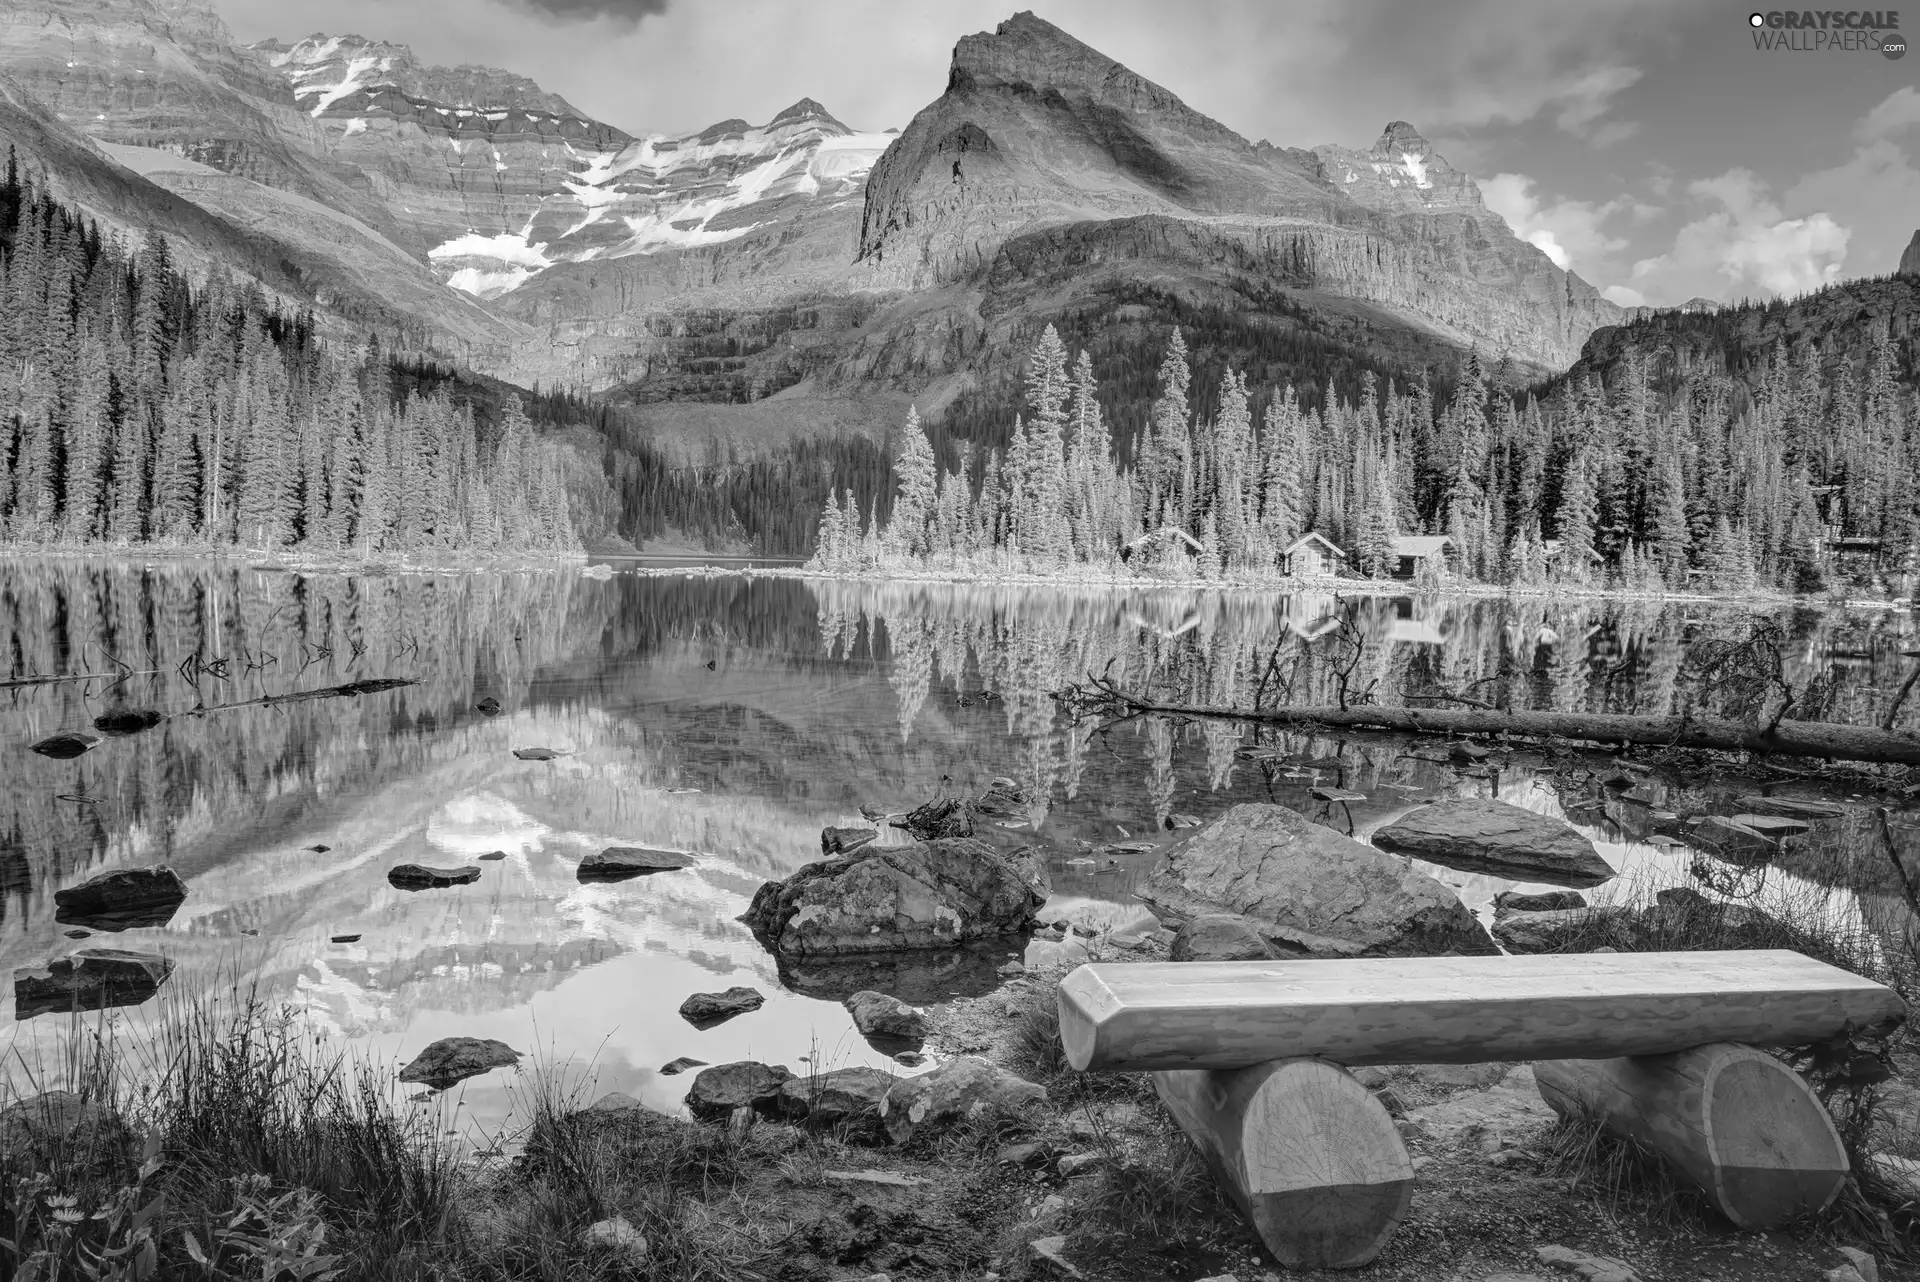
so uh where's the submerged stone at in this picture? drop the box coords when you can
[578,847,696,881]
[398,1037,522,1089]
[53,867,188,931]
[30,732,101,760]
[14,949,173,1019]
[678,986,764,1028]
[387,864,482,890]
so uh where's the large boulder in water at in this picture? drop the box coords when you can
[1137,804,1496,958]
[685,1062,795,1121]
[742,838,1048,955]
[53,867,188,931]
[1371,799,1615,888]
[398,1037,522,1089]
[14,949,173,1018]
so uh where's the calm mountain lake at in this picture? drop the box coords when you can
[2,559,1917,1147]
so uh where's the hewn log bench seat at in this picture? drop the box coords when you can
[1056,950,1905,1270]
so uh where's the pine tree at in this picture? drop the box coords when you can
[886,406,936,560]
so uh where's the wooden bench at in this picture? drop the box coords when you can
[1057,950,1905,1270]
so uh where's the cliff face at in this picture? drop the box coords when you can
[1902,230,1920,276]
[252,34,632,255]
[0,3,1636,438]
[0,0,416,252]
[847,12,1621,375]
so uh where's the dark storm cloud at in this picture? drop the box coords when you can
[497,0,669,25]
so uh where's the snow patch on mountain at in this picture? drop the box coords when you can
[430,103,892,297]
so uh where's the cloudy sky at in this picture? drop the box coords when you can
[210,0,1919,308]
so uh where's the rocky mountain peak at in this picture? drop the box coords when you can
[771,98,846,131]
[1376,120,1432,155]
[947,9,1239,147]
[1311,120,1481,215]
[1901,229,1920,276]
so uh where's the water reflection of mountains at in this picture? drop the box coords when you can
[7,563,1920,1064]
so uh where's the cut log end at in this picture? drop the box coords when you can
[1156,1058,1411,1270]
[1537,1042,1846,1231]
[1705,1055,1848,1226]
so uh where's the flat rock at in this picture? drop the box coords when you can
[398,1037,522,1089]
[578,847,696,881]
[14,949,172,1018]
[478,851,506,861]
[29,732,101,760]
[844,990,928,1045]
[1728,813,1812,838]
[1534,1244,1642,1282]
[1028,1235,1082,1278]
[1136,803,1496,958]
[685,1061,795,1120]
[1372,799,1615,888]
[511,746,565,761]
[1690,816,1776,865]
[1732,794,1852,820]
[822,826,879,855]
[475,697,502,716]
[1493,890,1587,917]
[742,838,1048,956]
[1169,913,1282,962]
[659,1057,707,1075]
[1491,906,1635,954]
[53,867,188,931]
[387,864,481,890]
[878,1055,1044,1143]
[778,1067,895,1130]
[678,986,764,1028]
[1310,786,1366,803]
[329,934,361,944]
[1405,1065,1555,1142]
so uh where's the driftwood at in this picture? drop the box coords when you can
[1059,676,1920,766]
[185,677,418,717]
[2,671,158,690]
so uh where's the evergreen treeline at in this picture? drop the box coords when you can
[813,315,1918,593]
[0,158,579,555]
[601,424,894,557]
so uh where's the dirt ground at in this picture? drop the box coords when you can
[627,931,1916,1282]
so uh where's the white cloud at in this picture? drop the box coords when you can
[1602,284,1647,307]
[1551,65,1643,136]
[1629,169,1849,304]
[1857,86,1920,140]
[1477,172,1631,274]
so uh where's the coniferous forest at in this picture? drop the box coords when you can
[812,303,1920,595]
[0,160,579,556]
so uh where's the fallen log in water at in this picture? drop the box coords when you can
[1061,681,1920,766]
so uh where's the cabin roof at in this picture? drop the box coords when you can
[1283,532,1347,558]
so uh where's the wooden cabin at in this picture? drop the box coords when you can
[1282,532,1348,578]
[1121,526,1206,565]
[1388,535,1454,579]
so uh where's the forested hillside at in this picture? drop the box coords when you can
[816,281,1920,593]
[0,158,579,556]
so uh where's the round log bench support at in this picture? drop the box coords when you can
[1153,1057,1412,1270]
[1535,1042,1847,1229]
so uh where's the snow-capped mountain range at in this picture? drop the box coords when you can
[257,34,892,300]
[0,3,1632,413]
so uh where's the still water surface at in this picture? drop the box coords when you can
[2,562,1916,1142]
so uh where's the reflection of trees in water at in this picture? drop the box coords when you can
[820,581,1920,824]
[0,561,614,925]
